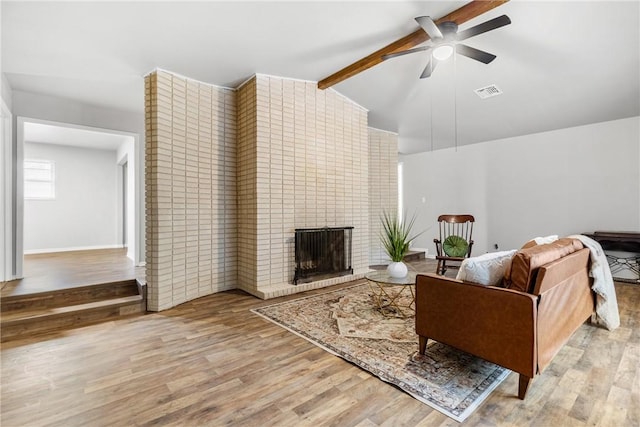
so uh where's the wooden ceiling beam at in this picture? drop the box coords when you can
[317,0,510,90]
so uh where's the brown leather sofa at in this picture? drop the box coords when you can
[415,238,595,399]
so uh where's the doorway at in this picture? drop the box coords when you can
[14,117,140,280]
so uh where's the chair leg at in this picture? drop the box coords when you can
[419,336,428,355]
[518,375,532,399]
[436,260,443,275]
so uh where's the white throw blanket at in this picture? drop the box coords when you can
[569,234,620,330]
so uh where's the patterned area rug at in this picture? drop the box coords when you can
[252,283,509,422]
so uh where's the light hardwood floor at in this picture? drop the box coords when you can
[1,262,638,426]
[1,249,145,297]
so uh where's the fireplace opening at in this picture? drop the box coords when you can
[294,227,354,285]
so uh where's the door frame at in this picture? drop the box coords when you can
[1,99,13,281]
[16,117,142,272]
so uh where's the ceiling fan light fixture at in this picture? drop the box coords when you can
[432,44,454,61]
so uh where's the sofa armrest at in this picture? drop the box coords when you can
[534,249,594,372]
[415,273,538,377]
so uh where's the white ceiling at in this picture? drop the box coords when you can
[24,122,131,151]
[3,1,639,154]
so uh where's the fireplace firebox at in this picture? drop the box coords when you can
[294,227,354,285]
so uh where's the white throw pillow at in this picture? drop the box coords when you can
[456,250,517,286]
[534,235,559,245]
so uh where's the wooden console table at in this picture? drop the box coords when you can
[583,231,640,283]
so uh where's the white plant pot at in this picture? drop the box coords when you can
[387,261,408,278]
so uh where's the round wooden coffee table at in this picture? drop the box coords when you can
[365,270,418,318]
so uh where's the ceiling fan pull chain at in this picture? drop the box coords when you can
[454,50,458,153]
[429,79,434,152]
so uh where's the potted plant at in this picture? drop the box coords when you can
[380,211,423,278]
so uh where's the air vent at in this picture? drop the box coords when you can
[474,84,503,99]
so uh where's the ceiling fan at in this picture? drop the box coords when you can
[382,14,511,78]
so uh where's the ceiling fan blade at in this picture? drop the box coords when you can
[456,15,511,41]
[420,57,437,79]
[456,44,496,64]
[382,46,431,61]
[415,16,443,40]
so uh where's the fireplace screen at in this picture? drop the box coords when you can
[294,227,354,285]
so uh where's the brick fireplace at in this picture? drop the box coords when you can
[145,70,397,310]
[236,75,370,298]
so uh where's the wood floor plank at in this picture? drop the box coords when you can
[320,377,389,427]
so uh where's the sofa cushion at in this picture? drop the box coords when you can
[455,249,517,286]
[443,235,468,257]
[504,238,584,293]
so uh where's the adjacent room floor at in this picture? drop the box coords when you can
[0,248,145,297]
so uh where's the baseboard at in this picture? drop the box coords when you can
[24,244,125,255]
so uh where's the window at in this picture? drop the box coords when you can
[24,159,55,200]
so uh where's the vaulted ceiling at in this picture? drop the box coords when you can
[3,1,639,153]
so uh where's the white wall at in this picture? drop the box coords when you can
[12,91,143,134]
[12,90,145,263]
[24,142,119,253]
[402,117,640,254]
[0,74,13,280]
[1,74,12,112]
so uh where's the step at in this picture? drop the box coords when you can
[1,280,139,313]
[404,250,426,262]
[1,279,147,342]
[1,294,145,342]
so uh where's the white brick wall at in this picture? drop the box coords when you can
[237,75,370,298]
[145,71,237,311]
[368,128,399,265]
[146,71,398,306]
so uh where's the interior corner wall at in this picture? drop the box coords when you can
[368,128,398,265]
[402,117,640,254]
[236,75,370,299]
[400,143,489,256]
[145,70,237,311]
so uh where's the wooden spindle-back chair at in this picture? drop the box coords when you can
[434,214,475,275]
